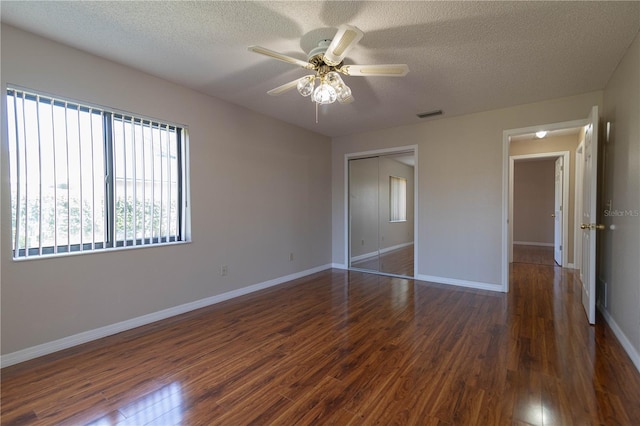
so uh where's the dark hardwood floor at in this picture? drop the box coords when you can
[2,263,640,425]
[513,244,556,266]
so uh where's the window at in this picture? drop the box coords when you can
[389,176,407,222]
[6,87,187,258]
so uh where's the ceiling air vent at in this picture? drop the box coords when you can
[417,110,443,119]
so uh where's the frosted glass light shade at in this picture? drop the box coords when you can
[313,82,337,104]
[325,71,343,88]
[336,84,353,103]
[297,76,315,97]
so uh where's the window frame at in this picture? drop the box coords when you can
[6,86,190,260]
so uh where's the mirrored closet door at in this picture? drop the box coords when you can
[349,152,415,277]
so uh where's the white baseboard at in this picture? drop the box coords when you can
[349,242,414,262]
[350,250,378,262]
[379,241,414,254]
[597,303,640,374]
[0,263,333,368]
[415,274,503,292]
[331,263,348,270]
[513,241,554,247]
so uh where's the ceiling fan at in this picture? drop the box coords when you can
[248,24,409,110]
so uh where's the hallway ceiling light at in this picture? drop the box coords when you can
[536,130,548,139]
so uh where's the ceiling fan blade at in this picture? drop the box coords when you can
[323,24,364,66]
[340,64,409,77]
[248,46,314,70]
[267,77,306,96]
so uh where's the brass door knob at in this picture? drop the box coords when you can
[581,223,606,230]
[551,214,556,218]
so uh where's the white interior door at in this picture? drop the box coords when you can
[581,106,599,324]
[554,157,564,265]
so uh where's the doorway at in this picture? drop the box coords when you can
[347,148,417,278]
[503,107,600,325]
[502,118,590,292]
[510,152,570,267]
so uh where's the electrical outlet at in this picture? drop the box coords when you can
[220,265,228,276]
[289,253,294,261]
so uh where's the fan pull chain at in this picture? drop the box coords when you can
[316,101,319,124]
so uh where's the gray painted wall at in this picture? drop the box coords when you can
[601,31,640,367]
[513,160,555,245]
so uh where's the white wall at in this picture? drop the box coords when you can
[513,160,555,245]
[601,30,640,370]
[332,92,603,288]
[1,25,332,357]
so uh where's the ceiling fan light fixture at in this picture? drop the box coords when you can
[297,75,315,97]
[313,79,337,104]
[248,24,408,122]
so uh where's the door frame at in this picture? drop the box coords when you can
[344,145,419,278]
[502,119,587,292]
[509,151,570,266]
[574,140,585,277]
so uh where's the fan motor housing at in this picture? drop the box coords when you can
[307,39,332,59]
[307,39,345,74]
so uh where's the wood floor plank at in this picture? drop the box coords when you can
[513,244,556,266]
[2,266,640,425]
[270,375,352,424]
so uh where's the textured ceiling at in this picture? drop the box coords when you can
[2,1,639,137]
